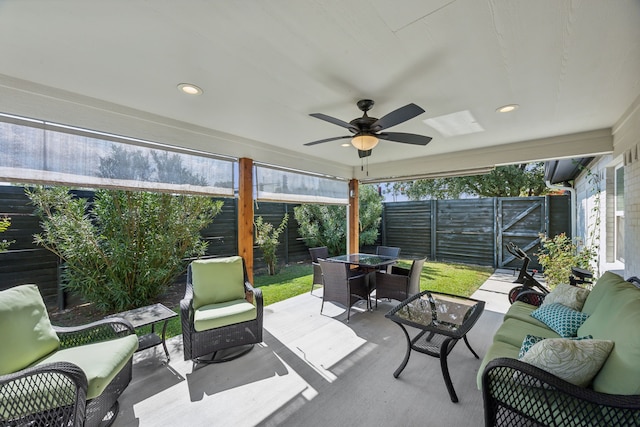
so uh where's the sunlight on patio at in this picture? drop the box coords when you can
[112,272,513,426]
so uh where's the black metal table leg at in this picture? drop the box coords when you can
[393,323,412,378]
[161,320,170,361]
[463,334,479,359]
[439,338,459,403]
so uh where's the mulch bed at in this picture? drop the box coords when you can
[48,281,186,327]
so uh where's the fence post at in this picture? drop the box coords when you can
[381,204,387,246]
[430,199,437,261]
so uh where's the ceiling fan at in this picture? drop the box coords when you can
[304,99,432,158]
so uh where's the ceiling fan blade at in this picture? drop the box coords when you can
[378,132,432,146]
[309,113,358,132]
[304,135,352,146]
[371,103,425,131]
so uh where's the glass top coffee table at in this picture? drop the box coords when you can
[385,290,485,402]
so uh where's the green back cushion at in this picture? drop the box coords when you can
[578,288,640,394]
[580,271,627,315]
[192,256,246,309]
[0,284,60,375]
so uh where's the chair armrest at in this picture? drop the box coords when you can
[389,265,410,276]
[482,357,640,426]
[244,281,263,310]
[0,361,88,426]
[375,271,409,286]
[54,318,135,349]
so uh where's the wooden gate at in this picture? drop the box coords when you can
[497,197,547,270]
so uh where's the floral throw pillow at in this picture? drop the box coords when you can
[541,283,590,311]
[518,334,593,359]
[531,302,589,337]
[520,338,614,387]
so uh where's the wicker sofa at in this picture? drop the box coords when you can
[0,284,138,427]
[479,271,640,426]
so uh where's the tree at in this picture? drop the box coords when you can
[294,184,382,255]
[254,214,288,275]
[27,186,223,311]
[385,163,548,200]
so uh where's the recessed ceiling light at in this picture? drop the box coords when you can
[341,143,351,147]
[177,83,203,95]
[496,104,519,113]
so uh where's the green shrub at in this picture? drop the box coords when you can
[27,186,222,311]
[254,213,288,275]
[294,184,382,255]
[536,233,596,289]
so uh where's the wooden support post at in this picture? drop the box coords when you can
[238,158,254,283]
[348,179,359,254]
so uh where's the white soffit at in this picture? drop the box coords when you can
[423,110,485,137]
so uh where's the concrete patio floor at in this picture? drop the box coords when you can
[112,269,520,427]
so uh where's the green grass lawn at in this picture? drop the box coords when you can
[151,260,493,340]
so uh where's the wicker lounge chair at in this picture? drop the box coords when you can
[180,256,263,364]
[0,284,137,427]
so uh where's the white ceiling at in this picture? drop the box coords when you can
[0,0,639,181]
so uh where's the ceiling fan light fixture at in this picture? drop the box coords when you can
[351,133,379,150]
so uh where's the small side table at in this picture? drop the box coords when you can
[386,290,485,403]
[108,303,178,361]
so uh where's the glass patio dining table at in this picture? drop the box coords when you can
[326,253,399,269]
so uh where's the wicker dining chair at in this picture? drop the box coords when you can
[375,245,401,273]
[374,257,426,308]
[309,246,329,294]
[319,259,369,322]
[180,256,263,364]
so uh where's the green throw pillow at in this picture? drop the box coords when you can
[540,283,590,311]
[520,338,614,387]
[531,303,589,338]
[518,334,593,359]
[0,284,60,375]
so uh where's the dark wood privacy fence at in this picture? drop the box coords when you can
[382,195,571,269]
[0,185,570,308]
[0,186,311,307]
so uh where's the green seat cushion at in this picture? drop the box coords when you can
[193,300,257,332]
[503,301,548,328]
[36,334,138,400]
[580,271,627,316]
[477,340,520,389]
[0,284,60,375]
[493,318,561,347]
[579,297,640,395]
[530,303,589,338]
[191,256,246,309]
